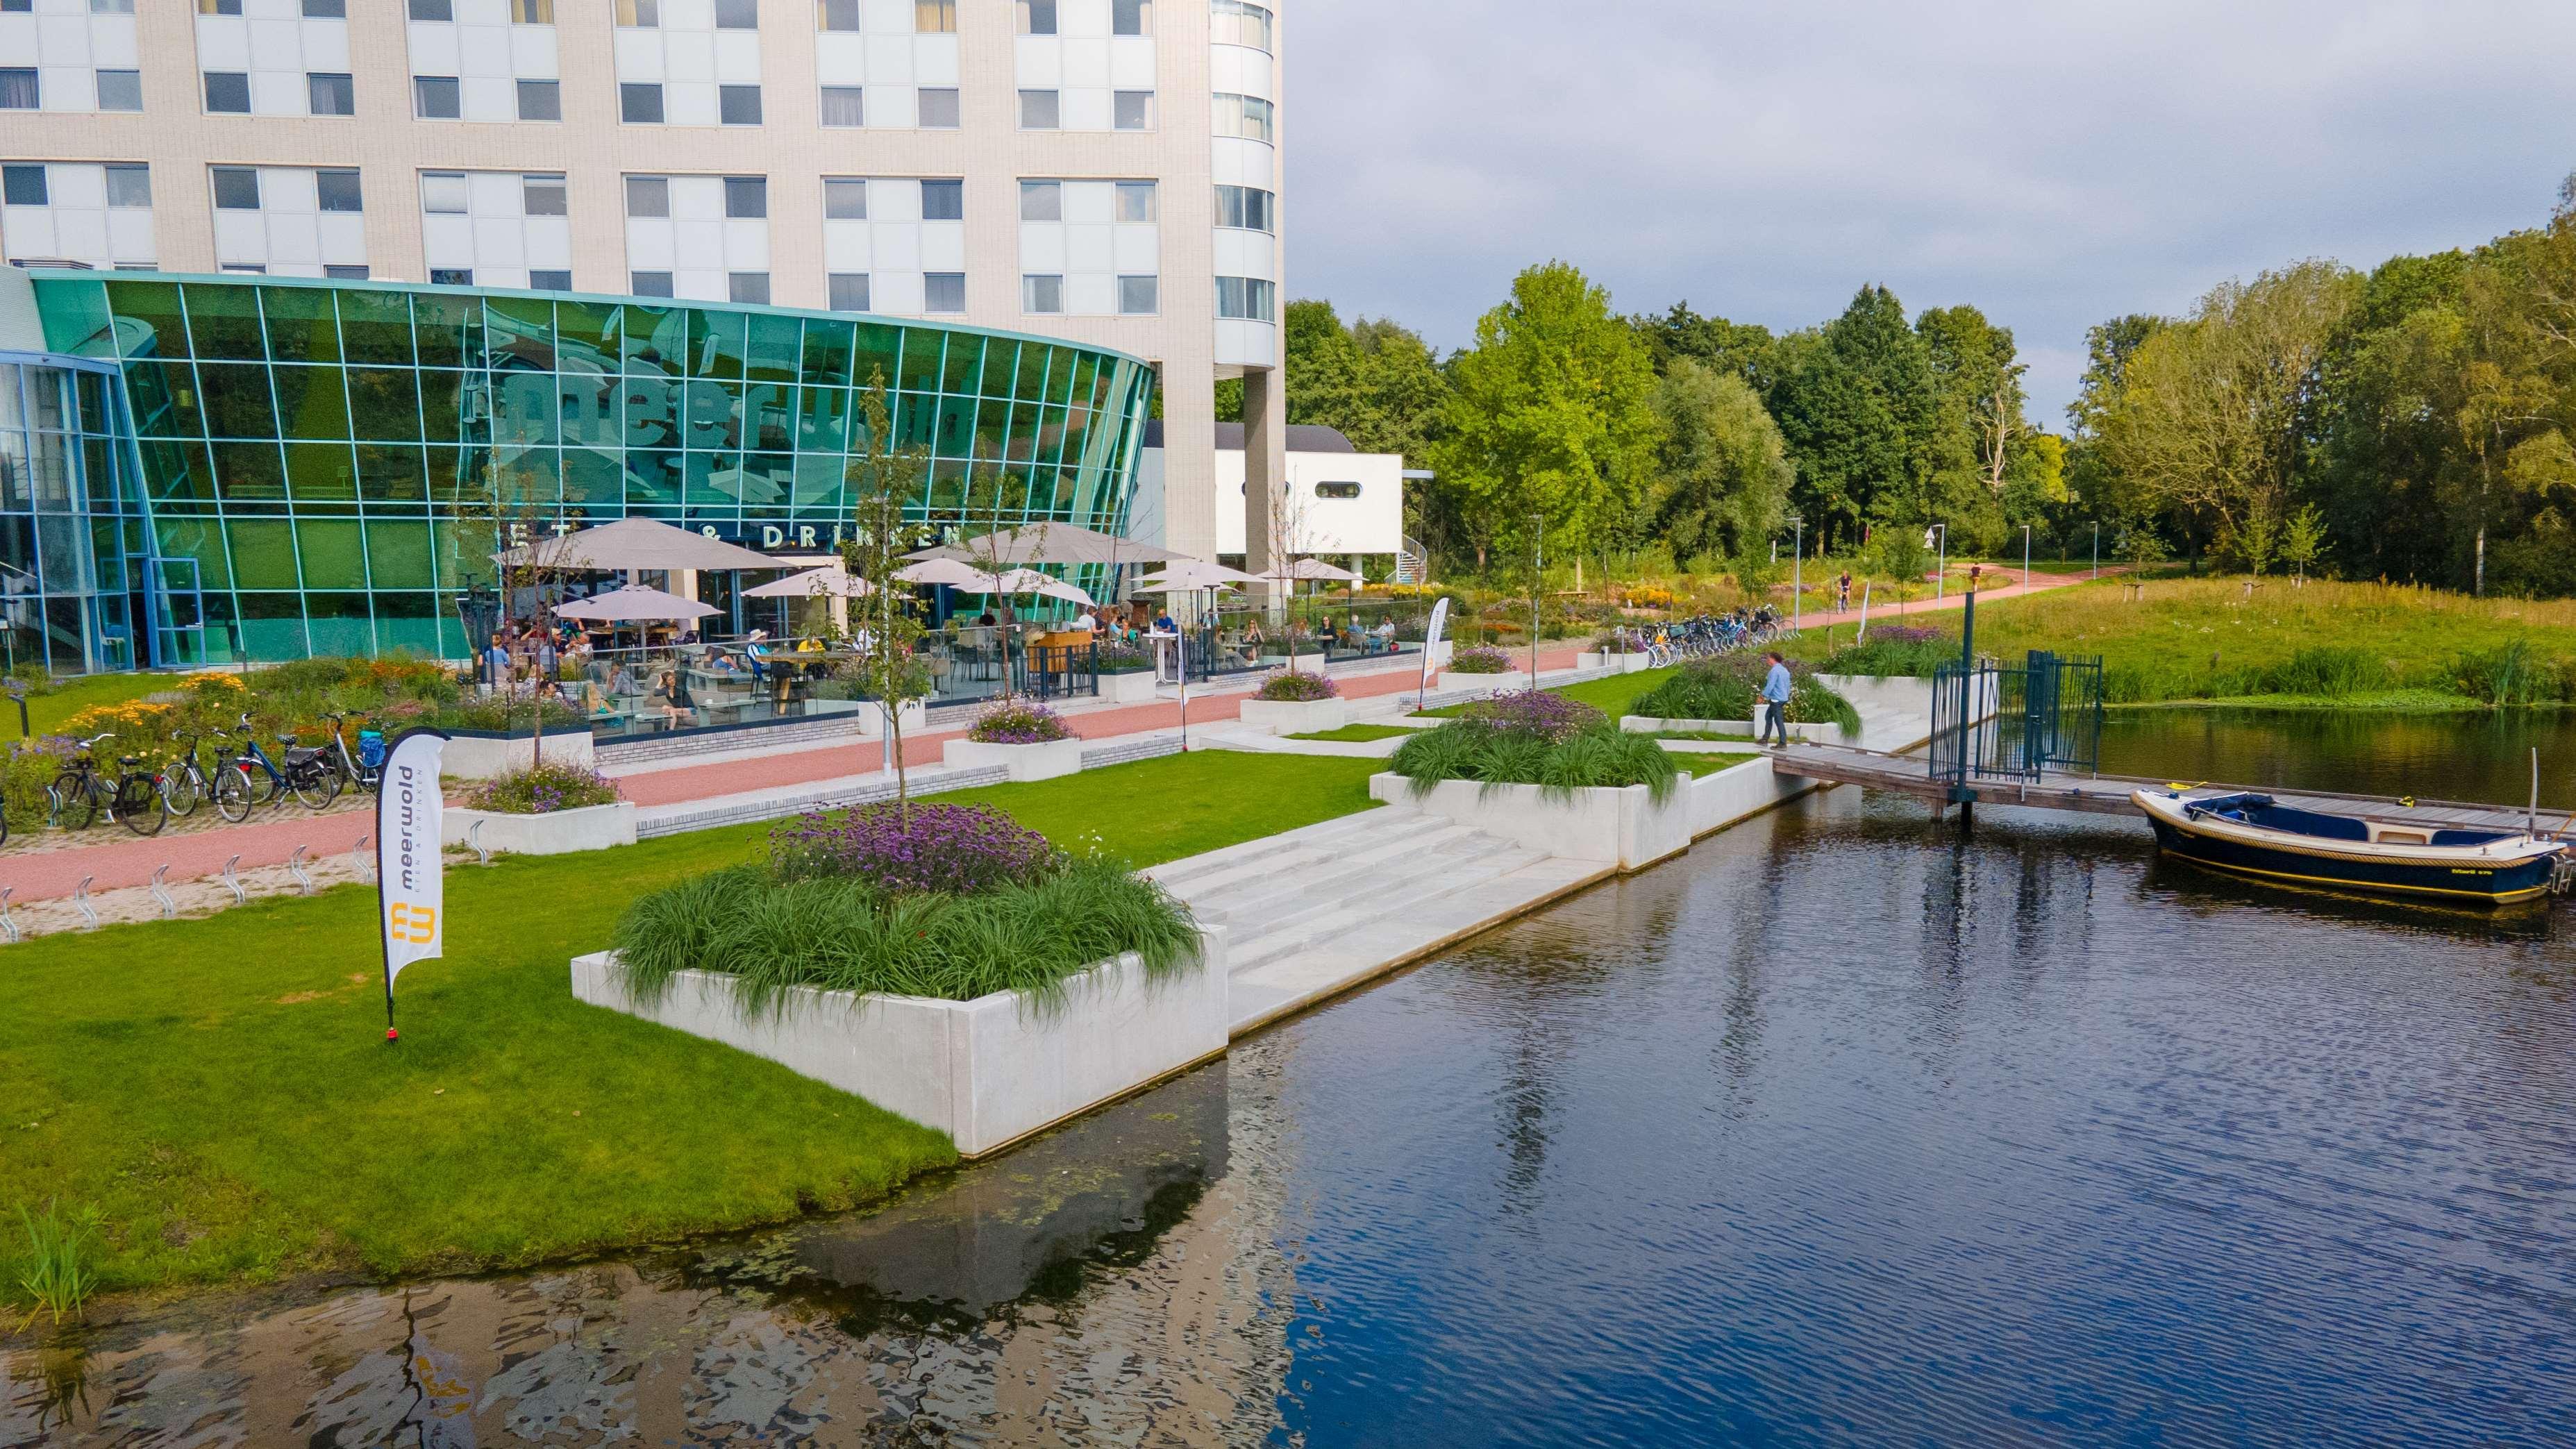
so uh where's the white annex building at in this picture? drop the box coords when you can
[0,0,1290,564]
[1133,419,1406,570]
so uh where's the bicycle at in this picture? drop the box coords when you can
[214,713,340,820]
[320,710,386,796]
[49,732,168,837]
[160,728,217,819]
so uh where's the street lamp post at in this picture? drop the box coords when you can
[1528,512,1544,682]
[1789,514,1804,635]
[1930,524,1948,603]
[2023,524,2032,593]
[2092,523,2100,580]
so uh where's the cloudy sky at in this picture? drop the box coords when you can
[1282,0,2576,426]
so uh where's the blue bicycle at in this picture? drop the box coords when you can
[213,712,340,821]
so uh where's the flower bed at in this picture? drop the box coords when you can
[464,760,622,814]
[1253,669,1339,703]
[947,699,1086,780]
[1390,691,1679,801]
[1818,625,1956,678]
[771,801,1057,894]
[1241,669,1347,734]
[1446,645,1514,674]
[967,698,1072,744]
[1630,655,1860,734]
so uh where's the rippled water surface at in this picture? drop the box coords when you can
[10,787,2576,1446]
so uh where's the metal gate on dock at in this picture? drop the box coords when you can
[1929,651,2106,794]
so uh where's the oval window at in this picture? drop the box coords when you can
[1314,481,1360,499]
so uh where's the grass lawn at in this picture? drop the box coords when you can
[16,671,189,739]
[1288,723,1419,742]
[1673,752,1762,776]
[0,751,1384,1312]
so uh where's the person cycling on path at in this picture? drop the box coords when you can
[1759,650,1793,748]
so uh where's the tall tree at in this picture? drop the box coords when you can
[1633,303,1778,392]
[1769,284,1950,545]
[1432,261,1661,569]
[1648,360,1792,564]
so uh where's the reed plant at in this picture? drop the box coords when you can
[1631,655,1861,734]
[1391,691,1681,803]
[13,1200,101,1329]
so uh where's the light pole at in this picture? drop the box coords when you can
[2092,522,2100,580]
[2023,524,2032,594]
[1928,524,1948,603]
[1528,512,1544,682]
[1789,514,1804,635]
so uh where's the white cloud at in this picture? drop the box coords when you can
[1284,0,2576,424]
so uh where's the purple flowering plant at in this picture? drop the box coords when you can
[1457,689,1606,743]
[1254,669,1339,703]
[770,801,1062,894]
[967,699,1073,744]
[465,760,621,814]
[1448,645,1514,674]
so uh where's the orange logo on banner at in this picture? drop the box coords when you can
[390,903,437,943]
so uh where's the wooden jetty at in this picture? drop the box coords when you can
[1770,744,2564,837]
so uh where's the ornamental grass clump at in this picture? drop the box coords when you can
[1632,655,1860,734]
[769,801,1057,894]
[1447,645,1513,674]
[1818,624,1957,679]
[1391,688,1678,803]
[967,698,1072,744]
[1254,669,1339,702]
[463,760,621,814]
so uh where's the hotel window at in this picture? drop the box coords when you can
[221,264,266,274]
[1316,482,1361,500]
[512,0,552,19]
[530,268,571,290]
[0,0,23,10]
[616,0,657,24]
[211,167,260,210]
[415,76,461,119]
[1113,91,1153,130]
[303,0,343,15]
[308,72,355,116]
[408,0,451,19]
[105,165,150,208]
[625,176,669,217]
[630,269,674,295]
[203,72,251,113]
[198,0,239,12]
[1,167,44,207]
[1019,90,1059,129]
[1214,183,1273,231]
[316,169,363,213]
[0,70,32,110]
[430,267,474,285]
[1116,181,1157,222]
[1212,92,1273,143]
[828,273,870,311]
[524,174,568,215]
[326,263,368,279]
[1119,275,1159,315]
[1215,275,1276,321]
[1018,0,1055,34]
[924,272,964,314]
[1019,181,1061,221]
[921,179,962,220]
[423,171,468,212]
[94,0,137,11]
[97,70,142,111]
[818,0,858,28]
[714,0,755,27]
[724,176,767,218]
[719,85,763,124]
[914,0,953,32]
[1211,0,1271,50]
[1114,0,1149,34]
[823,178,867,219]
[728,271,769,303]
[917,88,959,128]
[517,80,560,120]
[819,85,864,127]
[1023,274,1064,315]
[620,83,664,123]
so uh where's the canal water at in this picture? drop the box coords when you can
[2101,703,2576,808]
[9,715,2576,1446]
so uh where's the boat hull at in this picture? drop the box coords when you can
[2145,814,2558,905]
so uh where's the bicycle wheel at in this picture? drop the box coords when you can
[162,763,201,818]
[289,762,341,811]
[50,770,98,830]
[213,767,253,823]
[115,773,167,837]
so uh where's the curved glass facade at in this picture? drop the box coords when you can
[20,271,1155,667]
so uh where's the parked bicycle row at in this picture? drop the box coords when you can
[1605,605,1789,668]
[8,712,388,845]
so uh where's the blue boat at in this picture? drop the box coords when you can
[2133,789,2566,905]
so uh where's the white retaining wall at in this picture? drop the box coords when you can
[943,735,1087,782]
[445,801,637,855]
[1367,773,1696,871]
[571,928,1230,1157]
[1238,697,1348,735]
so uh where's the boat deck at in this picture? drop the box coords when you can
[1769,744,2563,836]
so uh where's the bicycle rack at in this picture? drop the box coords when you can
[469,819,490,866]
[0,887,17,944]
[72,875,97,929]
[288,845,313,896]
[150,864,176,920]
[221,853,246,905]
[351,835,374,885]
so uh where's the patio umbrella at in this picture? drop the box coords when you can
[905,522,1186,567]
[896,557,1095,607]
[1134,560,1264,592]
[1259,558,1362,583]
[496,517,776,572]
[552,585,720,622]
[742,562,876,599]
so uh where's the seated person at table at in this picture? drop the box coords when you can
[606,662,641,697]
[744,630,773,682]
[797,635,826,655]
[1242,619,1266,647]
[1375,617,1398,647]
[705,651,744,677]
[655,669,695,726]
[1151,610,1177,633]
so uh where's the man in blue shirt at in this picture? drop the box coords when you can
[1759,650,1793,747]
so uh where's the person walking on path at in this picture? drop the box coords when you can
[1836,570,1852,612]
[1759,650,1793,748]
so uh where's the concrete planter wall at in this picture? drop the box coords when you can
[1579,651,1653,673]
[944,735,1087,782]
[442,730,596,780]
[1814,673,1954,751]
[444,801,637,855]
[849,698,929,739]
[1368,772,1694,871]
[1422,640,1454,670]
[1101,669,1162,704]
[569,927,1229,1157]
[1238,696,1348,735]
[1620,714,1840,743]
[1684,755,1816,836]
[1441,669,1530,694]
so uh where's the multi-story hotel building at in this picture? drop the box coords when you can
[0,0,1287,667]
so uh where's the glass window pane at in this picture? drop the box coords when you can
[260,285,339,363]
[516,78,560,120]
[365,518,435,587]
[818,85,862,127]
[917,87,958,128]
[356,443,428,500]
[689,310,747,379]
[198,362,279,437]
[212,442,287,502]
[272,365,351,440]
[285,441,357,499]
[921,179,962,220]
[828,274,870,312]
[1019,181,1060,221]
[719,84,762,125]
[823,177,867,219]
[746,312,802,383]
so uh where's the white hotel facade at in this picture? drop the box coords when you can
[0,0,1288,565]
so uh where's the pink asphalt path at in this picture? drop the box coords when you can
[0,568,2106,905]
